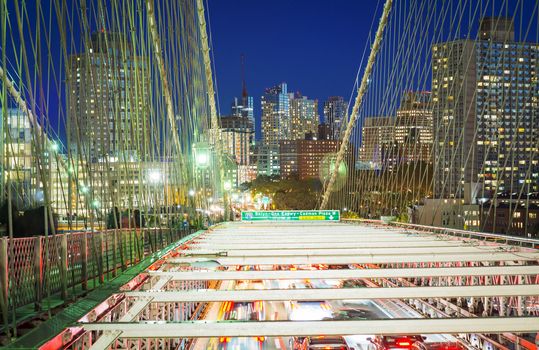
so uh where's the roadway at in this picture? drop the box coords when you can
[190,266,458,350]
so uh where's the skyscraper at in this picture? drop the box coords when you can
[432,17,539,199]
[220,115,252,166]
[395,91,433,163]
[289,92,319,140]
[323,96,347,140]
[261,83,290,147]
[231,92,255,155]
[67,31,149,161]
[1,108,38,207]
[231,96,254,124]
[359,116,396,169]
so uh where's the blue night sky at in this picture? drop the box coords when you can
[207,1,381,134]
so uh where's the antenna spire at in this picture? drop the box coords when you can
[241,53,248,99]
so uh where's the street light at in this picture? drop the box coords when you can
[49,141,59,152]
[193,142,211,169]
[80,185,90,194]
[148,169,162,184]
[223,180,232,191]
[196,152,209,168]
[188,189,196,197]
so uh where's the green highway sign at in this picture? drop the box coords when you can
[241,210,340,222]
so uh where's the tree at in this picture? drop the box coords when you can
[245,176,322,210]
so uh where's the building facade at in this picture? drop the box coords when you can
[279,140,299,178]
[255,144,280,177]
[261,83,290,147]
[323,96,347,140]
[231,96,254,124]
[481,200,539,238]
[67,31,150,161]
[1,108,86,216]
[415,198,481,231]
[220,115,253,166]
[289,92,318,141]
[359,116,396,169]
[1,108,35,207]
[432,17,539,199]
[280,139,341,180]
[395,91,433,163]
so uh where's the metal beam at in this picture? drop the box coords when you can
[148,265,539,281]
[83,317,539,337]
[167,252,539,265]
[190,241,469,249]
[196,237,442,244]
[88,277,170,350]
[183,246,504,257]
[203,230,414,237]
[125,285,539,302]
[204,230,411,236]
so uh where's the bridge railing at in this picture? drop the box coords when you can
[0,226,194,335]
[342,219,539,249]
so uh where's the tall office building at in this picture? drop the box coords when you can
[1,108,38,207]
[231,96,254,124]
[359,116,396,169]
[1,108,84,215]
[432,17,539,199]
[255,144,280,177]
[261,83,290,147]
[395,91,433,163]
[67,31,149,161]
[231,88,255,149]
[323,96,347,140]
[220,115,252,166]
[289,92,319,140]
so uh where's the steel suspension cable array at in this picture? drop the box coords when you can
[1,0,223,227]
[0,0,227,338]
[320,0,538,238]
[320,0,393,210]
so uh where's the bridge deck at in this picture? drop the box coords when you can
[37,221,539,349]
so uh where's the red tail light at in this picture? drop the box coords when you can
[396,341,411,347]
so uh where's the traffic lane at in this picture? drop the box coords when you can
[341,298,458,349]
[216,277,456,349]
[215,279,288,350]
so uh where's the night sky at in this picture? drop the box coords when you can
[206,1,381,135]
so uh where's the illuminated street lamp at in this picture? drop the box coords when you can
[196,152,209,168]
[148,169,162,184]
[49,141,59,152]
[223,180,232,191]
[80,185,90,194]
[193,142,211,169]
[188,189,196,197]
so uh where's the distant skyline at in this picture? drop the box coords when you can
[207,1,381,138]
